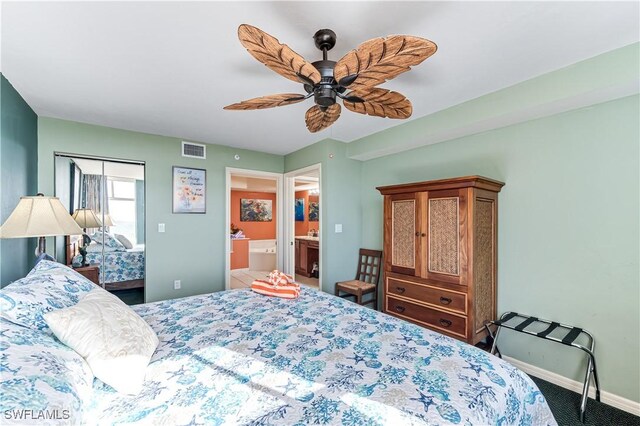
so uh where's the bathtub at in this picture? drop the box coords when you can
[249,239,277,271]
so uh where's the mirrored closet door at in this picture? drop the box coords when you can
[54,154,145,304]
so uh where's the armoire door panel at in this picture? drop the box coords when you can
[472,191,497,334]
[423,189,468,285]
[386,193,421,276]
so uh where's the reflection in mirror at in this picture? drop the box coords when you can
[55,154,145,305]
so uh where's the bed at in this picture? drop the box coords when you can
[1,262,556,425]
[66,236,144,290]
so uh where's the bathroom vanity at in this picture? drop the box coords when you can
[295,236,319,278]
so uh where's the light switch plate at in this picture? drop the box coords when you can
[335,224,343,233]
[158,223,165,233]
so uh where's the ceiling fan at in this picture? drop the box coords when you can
[224,25,437,133]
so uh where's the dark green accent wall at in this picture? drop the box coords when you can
[1,74,38,286]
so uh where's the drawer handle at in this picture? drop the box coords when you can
[395,286,406,293]
[395,306,406,313]
[415,231,420,237]
[439,297,452,305]
[439,319,452,327]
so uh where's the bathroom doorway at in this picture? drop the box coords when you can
[284,164,322,290]
[225,168,283,290]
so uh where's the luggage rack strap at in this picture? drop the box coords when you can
[562,327,583,345]
[514,316,538,331]
[494,311,518,325]
[537,322,560,338]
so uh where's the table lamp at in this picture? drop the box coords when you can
[72,208,102,266]
[0,194,84,259]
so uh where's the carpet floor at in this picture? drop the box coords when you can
[531,376,639,425]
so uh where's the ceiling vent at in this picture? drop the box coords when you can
[182,141,206,159]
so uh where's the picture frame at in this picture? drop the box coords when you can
[309,201,319,222]
[295,198,305,221]
[240,199,273,222]
[172,166,206,214]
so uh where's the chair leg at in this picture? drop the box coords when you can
[356,291,363,305]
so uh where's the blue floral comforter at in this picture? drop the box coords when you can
[73,249,144,284]
[84,288,556,425]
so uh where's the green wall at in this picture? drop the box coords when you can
[357,95,639,402]
[37,118,283,302]
[284,139,362,291]
[0,74,38,286]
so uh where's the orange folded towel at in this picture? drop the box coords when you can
[251,270,300,299]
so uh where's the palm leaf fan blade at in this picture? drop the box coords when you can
[343,88,412,119]
[334,35,437,90]
[237,24,321,85]
[305,104,341,133]
[224,94,306,110]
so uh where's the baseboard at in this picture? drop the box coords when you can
[503,355,640,416]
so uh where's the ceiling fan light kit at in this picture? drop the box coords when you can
[224,24,437,133]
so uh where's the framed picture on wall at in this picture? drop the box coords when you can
[295,198,305,221]
[241,199,273,222]
[309,201,319,222]
[172,166,206,214]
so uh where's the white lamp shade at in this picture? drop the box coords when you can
[101,213,115,227]
[0,196,84,238]
[72,209,103,229]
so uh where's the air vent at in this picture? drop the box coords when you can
[182,141,206,159]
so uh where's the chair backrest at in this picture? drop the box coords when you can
[355,249,383,284]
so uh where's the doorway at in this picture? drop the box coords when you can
[225,168,284,290]
[54,153,145,305]
[284,164,322,290]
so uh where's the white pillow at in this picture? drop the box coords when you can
[114,234,134,249]
[44,288,159,395]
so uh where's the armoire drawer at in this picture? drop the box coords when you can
[386,296,467,338]
[386,277,466,315]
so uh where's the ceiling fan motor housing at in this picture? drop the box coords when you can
[311,59,347,107]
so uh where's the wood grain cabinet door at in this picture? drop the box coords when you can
[421,189,468,285]
[385,193,422,276]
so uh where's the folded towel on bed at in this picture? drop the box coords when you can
[251,270,300,299]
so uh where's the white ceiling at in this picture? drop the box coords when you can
[2,2,638,155]
[230,176,277,192]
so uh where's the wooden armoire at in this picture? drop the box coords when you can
[377,176,504,344]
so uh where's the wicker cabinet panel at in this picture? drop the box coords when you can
[428,197,459,275]
[473,197,496,333]
[386,193,421,275]
[392,200,415,268]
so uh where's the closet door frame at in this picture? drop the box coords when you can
[54,152,146,297]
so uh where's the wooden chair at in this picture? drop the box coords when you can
[335,249,383,310]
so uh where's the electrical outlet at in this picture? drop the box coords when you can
[158,223,166,233]
[174,280,181,290]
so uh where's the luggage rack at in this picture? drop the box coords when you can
[484,312,600,423]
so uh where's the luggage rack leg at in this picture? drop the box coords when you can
[486,312,600,424]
